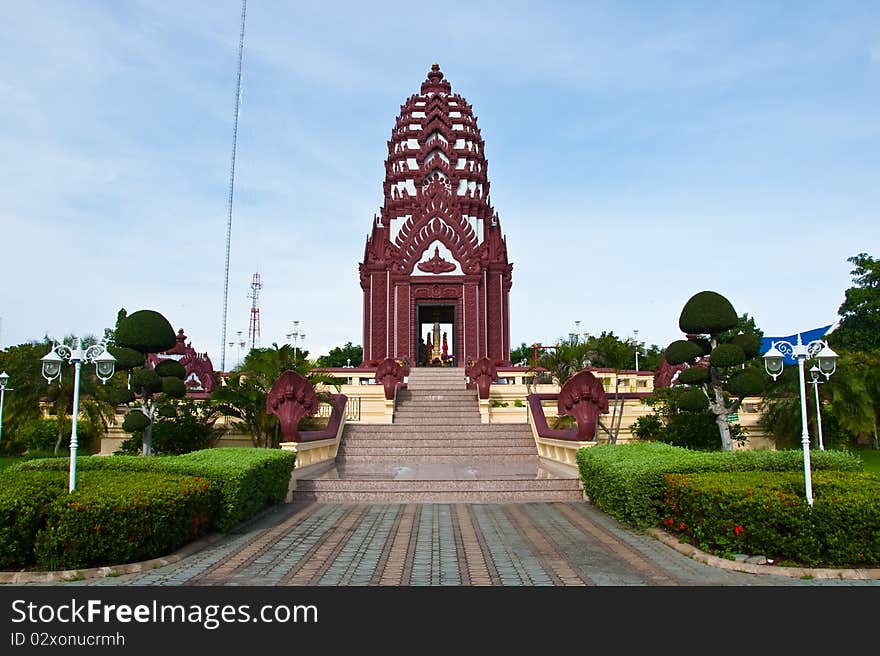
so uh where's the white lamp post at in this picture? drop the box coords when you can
[0,371,12,450]
[41,339,116,492]
[763,334,838,506]
[633,329,640,371]
[286,321,305,360]
[809,365,825,451]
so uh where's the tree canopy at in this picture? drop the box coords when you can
[316,342,362,368]
[829,252,880,353]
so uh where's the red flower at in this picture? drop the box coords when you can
[679,523,686,530]
[734,524,744,536]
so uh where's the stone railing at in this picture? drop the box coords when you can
[280,393,348,470]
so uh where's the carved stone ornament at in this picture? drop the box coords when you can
[266,370,318,443]
[417,246,457,274]
[557,369,610,439]
[465,356,498,399]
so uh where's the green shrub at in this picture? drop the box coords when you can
[122,411,150,432]
[18,418,59,452]
[130,368,162,394]
[677,367,710,385]
[709,343,746,368]
[678,388,709,411]
[726,368,764,397]
[11,448,297,531]
[154,360,186,379]
[0,471,68,569]
[662,470,880,567]
[665,340,703,365]
[728,333,762,359]
[107,346,145,371]
[119,400,220,456]
[679,290,738,334]
[33,471,218,570]
[161,376,187,398]
[576,442,862,529]
[115,310,176,354]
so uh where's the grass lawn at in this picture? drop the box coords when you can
[851,447,880,474]
[0,456,21,472]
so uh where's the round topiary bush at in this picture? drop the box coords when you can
[689,337,712,356]
[162,377,187,398]
[107,346,145,371]
[106,386,135,406]
[665,339,704,365]
[728,333,762,359]
[678,366,711,385]
[679,291,738,335]
[154,360,186,379]
[709,343,746,368]
[727,367,765,397]
[115,310,176,354]
[130,368,162,394]
[678,387,709,411]
[122,411,150,433]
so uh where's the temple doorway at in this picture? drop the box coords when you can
[417,304,456,366]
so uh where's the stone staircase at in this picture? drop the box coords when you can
[296,367,582,503]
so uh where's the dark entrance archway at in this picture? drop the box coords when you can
[416,304,456,366]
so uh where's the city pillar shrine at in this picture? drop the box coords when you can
[359,64,513,367]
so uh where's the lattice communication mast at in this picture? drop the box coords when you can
[247,272,262,350]
[220,0,247,372]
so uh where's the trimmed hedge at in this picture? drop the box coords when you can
[34,471,218,570]
[0,472,69,569]
[10,448,297,531]
[662,470,880,567]
[0,470,218,570]
[576,442,862,529]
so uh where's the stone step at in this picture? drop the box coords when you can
[345,423,530,433]
[397,381,477,392]
[294,479,583,504]
[396,396,478,402]
[338,446,537,456]
[344,433,533,442]
[392,418,482,425]
[342,438,534,448]
[393,411,480,418]
[332,453,539,462]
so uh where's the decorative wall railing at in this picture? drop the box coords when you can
[318,396,361,422]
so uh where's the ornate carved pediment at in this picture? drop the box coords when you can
[413,285,459,299]
[417,246,457,274]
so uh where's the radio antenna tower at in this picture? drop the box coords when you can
[220,0,247,372]
[247,272,262,350]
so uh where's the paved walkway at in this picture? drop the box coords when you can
[58,502,878,587]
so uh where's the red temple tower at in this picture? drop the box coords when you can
[360,64,513,367]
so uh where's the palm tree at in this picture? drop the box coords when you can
[211,343,339,448]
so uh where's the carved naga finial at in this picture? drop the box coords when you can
[557,370,609,439]
[266,370,319,443]
[466,356,498,399]
[375,357,407,400]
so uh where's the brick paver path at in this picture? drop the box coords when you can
[72,502,879,587]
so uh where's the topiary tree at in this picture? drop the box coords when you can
[664,291,764,451]
[113,309,186,455]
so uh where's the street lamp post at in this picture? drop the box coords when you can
[286,321,305,360]
[0,371,12,450]
[228,330,246,369]
[41,339,116,492]
[763,334,838,506]
[633,329,640,371]
[809,365,825,451]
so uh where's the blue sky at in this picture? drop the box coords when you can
[1,1,878,369]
